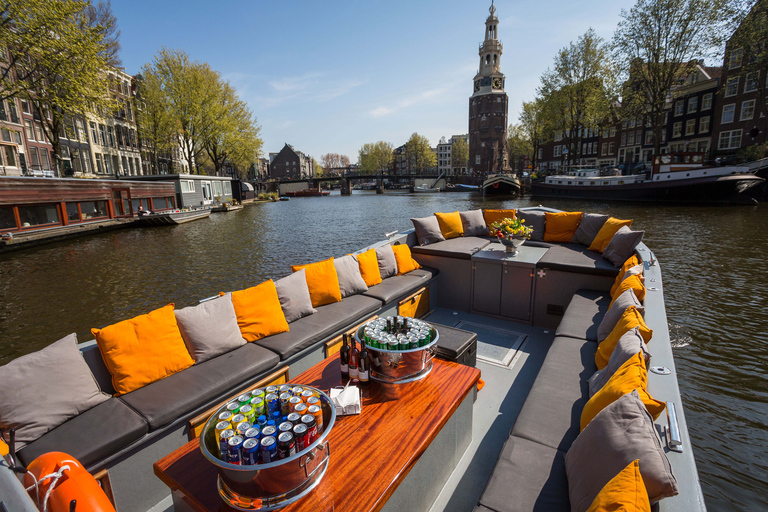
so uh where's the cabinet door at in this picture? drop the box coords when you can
[500,264,533,322]
[472,262,502,315]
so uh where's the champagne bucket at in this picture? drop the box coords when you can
[354,325,438,384]
[200,386,336,511]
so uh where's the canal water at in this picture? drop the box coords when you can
[1,192,766,510]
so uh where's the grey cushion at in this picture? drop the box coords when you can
[376,245,398,279]
[597,288,645,342]
[571,213,610,246]
[589,327,652,397]
[275,268,317,323]
[460,209,488,236]
[175,294,245,363]
[16,398,148,468]
[537,243,620,277]
[411,237,490,260]
[333,254,368,298]
[517,210,545,241]
[411,216,445,246]
[0,333,110,448]
[511,337,597,451]
[404,266,439,280]
[565,390,678,512]
[603,225,645,266]
[253,294,381,360]
[555,290,610,342]
[362,275,425,305]
[622,263,644,282]
[120,343,280,430]
[477,435,570,512]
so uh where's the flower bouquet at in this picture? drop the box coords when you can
[489,216,533,254]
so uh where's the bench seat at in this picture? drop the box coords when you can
[555,290,611,342]
[537,243,620,277]
[362,266,438,304]
[411,237,490,260]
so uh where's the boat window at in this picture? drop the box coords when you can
[66,203,80,222]
[213,181,223,197]
[17,204,60,228]
[180,180,195,193]
[153,197,168,210]
[80,201,108,219]
[224,181,232,195]
[0,206,17,230]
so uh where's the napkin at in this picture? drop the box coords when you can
[330,384,362,415]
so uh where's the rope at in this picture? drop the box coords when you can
[24,460,79,512]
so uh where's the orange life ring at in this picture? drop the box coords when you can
[24,452,116,512]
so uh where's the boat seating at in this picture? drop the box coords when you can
[537,243,620,277]
[120,343,280,430]
[253,294,382,360]
[474,290,609,512]
[362,266,438,305]
[411,236,490,260]
[16,398,148,468]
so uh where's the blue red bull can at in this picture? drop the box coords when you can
[261,425,277,438]
[244,427,261,440]
[219,429,235,461]
[227,435,245,465]
[260,436,277,463]
[242,438,260,465]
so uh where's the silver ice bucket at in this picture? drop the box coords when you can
[200,386,336,511]
[353,325,438,384]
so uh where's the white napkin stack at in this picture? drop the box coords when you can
[330,384,362,415]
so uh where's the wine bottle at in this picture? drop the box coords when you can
[359,341,370,384]
[349,335,360,379]
[339,333,350,378]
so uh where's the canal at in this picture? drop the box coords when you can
[1,192,766,510]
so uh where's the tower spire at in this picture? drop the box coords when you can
[489,0,495,16]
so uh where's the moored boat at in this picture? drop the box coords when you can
[413,184,440,193]
[445,183,480,192]
[482,173,521,195]
[285,188,330,197]
[210,204,244,213]
[137,208,211,225]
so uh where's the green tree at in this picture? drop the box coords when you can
[312,158,324,177]
[358,141,393,174]
[507,124,532,172]
[519,99,545,171]
[613,0,732,156]
[404,132,436,173]
[135,69,175,175]
[451,138,468,174]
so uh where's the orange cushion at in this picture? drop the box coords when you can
[595,306,653,369]
[611,274,646,307]
[589,217,633,253]
[291,257,343,307]
[92,304,194,395]
[392,244,422,275]
[435,211,464,239]
[543,212,583,242]
[230,280,290,342]
[356,249,382,287]
[581,352,666,430]
[483,209,516,234]
[586,459,651,512]
[611,254,642,295]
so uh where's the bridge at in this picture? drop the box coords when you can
[257,173,454,195]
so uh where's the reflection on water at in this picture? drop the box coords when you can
[1,192,767,510]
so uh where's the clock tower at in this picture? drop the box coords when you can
[469,1,510,174]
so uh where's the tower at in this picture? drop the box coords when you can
[468,1,510,174]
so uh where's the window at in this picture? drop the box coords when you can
[608,142,615,155]
[538,148,543,159]
[645,131,654,145]
[0,101,8,122]
[99,124,107,146]
[18,204,60,227]
[103,154,112,175]
[180,180,195,193]
[224,181,232,195]
[688,97,698,113]
[29,147,40,169]
[80,201,108,219]
[699,116,710,133]
[475,155,481,164]
[702,93,712,110]
[744,72,759,93]
[685,119,696,136]
[621,133,626,146]
[213,180,223,197]
[722,104,735,123]
[34,123,44,142]
[718,129,742,150]
[601,143,607,156]
[153,197,169,210]
[728,48,742,69]
[554,145,561,157]
[3,145,16,167]
[675,101,684,116]
[628,131,635,145]
[21,100,30,114]
[90,122,98,143]
[107,127,115,147]
[0,207,16,230]
[7,101,18,123]
[673,122,682,138]
[740,99,755,121]
[39,148,50,170]
[66,203,80,222]
[610,127,616,137]
[725,77,739,97]
[95,153,104,174]
[622,119,628,129]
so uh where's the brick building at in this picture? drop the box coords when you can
[269,143,314,179]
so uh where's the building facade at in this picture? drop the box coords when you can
[269,143,315,179]
[1,98,27,176]
[468,3,510,175]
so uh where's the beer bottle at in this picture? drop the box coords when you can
[349,335,360,379]
[340,334,350,378]
[359,341,370,384]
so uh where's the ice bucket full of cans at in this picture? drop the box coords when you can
[199,384,336,511]
[354,317,439,384]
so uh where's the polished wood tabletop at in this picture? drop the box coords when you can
[154,354,481,512]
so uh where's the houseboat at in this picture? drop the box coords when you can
[482,173,521,195]
[0,206,703,512]
[125,174,237,209]
[285,188,330,197]
[531,152,764,204]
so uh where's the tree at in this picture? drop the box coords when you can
[451,138,468,174]
[519,98,545,171]
[320,153,350,174]
[613,0,732,156]
[507,124,532,172]
[358,141,393,174]
[539,28,615,169]
[312,158,324,177]
[404,132,436,173]
[135,70,175,175]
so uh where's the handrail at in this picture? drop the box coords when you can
[666,401,683,452]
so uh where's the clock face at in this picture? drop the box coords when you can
[493,78,502,89]
[474,80,480,92]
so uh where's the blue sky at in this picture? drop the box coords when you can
[112,0,636,161]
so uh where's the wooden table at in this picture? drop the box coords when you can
[154,353,480,512]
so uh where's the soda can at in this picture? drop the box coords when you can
[301,414,318,444]
[251,388,265,400]
[305,396,321,408]
[236,421,252,437]
[301,389,315,402]
[217,411,233,423]
[231,414,247,429]
[265,393,279,415]
[261,425,277,438]
[250,397,265,418]
[288,396,302,412]
[239,404,255,423]
[277,431,296,459]
[265,385,278,395]
[242,438,260,465]
[227,435,245,465]
[308,404,324,434]
[257,415,267,428]
[294,403,308,415]
[225,402,240,414]
[219,429,235,461]
[293,423,309,451]
[278,384,292,394]
[278,421,293,435]
[279,392,292,416]
[244,427,261,440]
[286,412,301,425]
[237,393,252,405]
[291,386,304,396]
[259,436,277,463]
[215,421,232,440]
